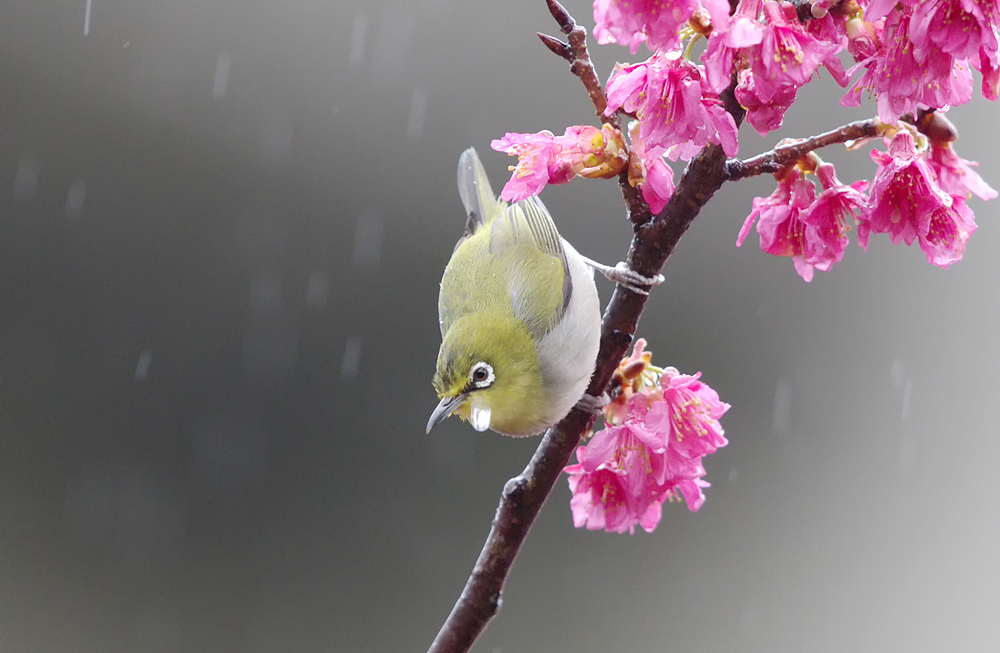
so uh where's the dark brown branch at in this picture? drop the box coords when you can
[725,119,880,180]
[425,402,594,653]
[428,151,733,653]
[428,4,751,653]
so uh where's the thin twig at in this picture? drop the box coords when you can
[538,0,617,128]
[725,119,880,180]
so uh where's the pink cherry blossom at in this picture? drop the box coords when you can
[565,422,668,534]
[843,8,974,123]
[926,141,998,200]
[800,162,869,273]
[605,53,739,159]
[491,131,554,201]
[593,0,731,54]
[628,122,676,215]
[909,0,1000,65]
[734,66,798,135]
[918,196,979,267]
[748,1,847,105]
[864,0,919,22]
[702,0,765,93]
[565,339,730,534]
[804,10,849,50]
[490,125,627,201]
[737,168,815,280]
[737,161,868,281]
[980,46,1000,99]
[858,131,952,249]
[846,15,881,61]
[649,368,730,458]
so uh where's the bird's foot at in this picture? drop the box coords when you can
[582,258,664,295]
[576,392,609,416]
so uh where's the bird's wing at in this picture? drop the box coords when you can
[489,195,573,338]
[457,147,504,240]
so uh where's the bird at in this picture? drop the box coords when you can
[426,147,661,436]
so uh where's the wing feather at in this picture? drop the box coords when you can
[442,149,573,340]
[457,147,502,235]
[489,196,573,337]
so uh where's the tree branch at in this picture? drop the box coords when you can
[725,119,880,180]
[429,4,744,652]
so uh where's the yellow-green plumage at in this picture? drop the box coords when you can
[438,197,569,339]
[433,313,547,436]
[428,148,601,437]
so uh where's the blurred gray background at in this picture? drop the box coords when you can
[2,1,998,651]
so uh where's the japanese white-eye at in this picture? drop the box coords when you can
[426,147,603,437]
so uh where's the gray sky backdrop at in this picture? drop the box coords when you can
[2,1,998,651]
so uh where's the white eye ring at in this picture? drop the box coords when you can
[469,362,494,389]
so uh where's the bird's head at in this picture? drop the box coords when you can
[427,313,548,436]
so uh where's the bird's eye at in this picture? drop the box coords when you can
[469,362,494,388]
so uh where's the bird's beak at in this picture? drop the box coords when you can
[426,393,468,434]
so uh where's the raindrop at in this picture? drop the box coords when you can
[65,180,86,218]
[12,156,40,201]
[406,86,428,142]
[212,52,231,101]
[890,359,906,390]
[352,207,386,271]
[901,376,912,420]
[349,14,367,67]
[341,337,362,379]
[772,378,791,434]
[728,467,739,485]
[83,0,92,36]
[135,349,152,381]
[305,269,328,309]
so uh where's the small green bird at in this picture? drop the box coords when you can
[427,147,660,436]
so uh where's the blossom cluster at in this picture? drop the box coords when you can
[565,340,730,534]
[492,0,996,279]
[739,126,994,279]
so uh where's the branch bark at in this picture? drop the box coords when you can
[725,119,880,180]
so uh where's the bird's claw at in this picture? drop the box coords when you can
[581,257,664,295]
[606,262,664,295]
[576,392,610,416]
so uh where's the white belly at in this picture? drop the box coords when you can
[533,238,602,427]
